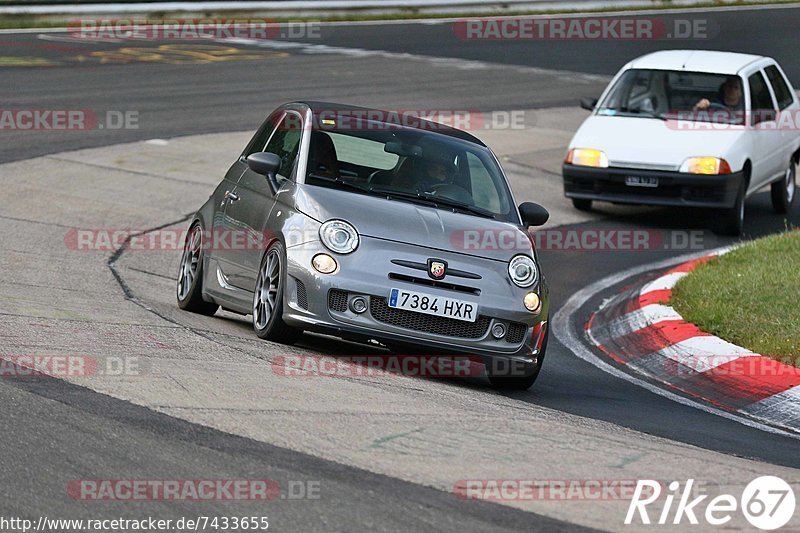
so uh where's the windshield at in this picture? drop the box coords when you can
[304,120,516,222]
[597,69,746,125]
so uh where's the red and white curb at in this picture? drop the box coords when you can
[585,251,800,434]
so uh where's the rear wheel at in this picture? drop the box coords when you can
[571,198,593,211]
[715,179,745,236]
[253,242,302,344]
[487,329,548,390]
[771,158,797,214]
[176,223,219,316]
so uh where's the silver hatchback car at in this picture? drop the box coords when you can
[177,102,550,389]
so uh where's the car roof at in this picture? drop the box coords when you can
[288,101,487,147]
[626,50,767,75]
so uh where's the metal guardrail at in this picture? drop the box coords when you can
[0,0,661,15]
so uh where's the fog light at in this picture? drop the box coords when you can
[524,292,541,313]
[350,296,368,314]
[312,253,337,274]
[491,323,507,339]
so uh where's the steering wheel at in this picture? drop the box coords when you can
[429,183,474,205]
[706,102,731,112]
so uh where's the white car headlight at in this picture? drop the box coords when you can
[565,148,609,168]
[679,157,732,175]
[319,220,359,254]
[508,255,538,288]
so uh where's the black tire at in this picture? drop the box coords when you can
[571,198,593,211]
[771,158,797,214]
[252,242,302,344]
[715,179,745,236]
[487,328,548,390]
[176,222,219,316]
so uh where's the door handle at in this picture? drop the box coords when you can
[224,190,240,202]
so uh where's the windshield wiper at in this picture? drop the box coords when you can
[307,173,369,193]
[367,187,439,206]
[368,187,496,219]
[601,107,666,120]
[422,195,496,219]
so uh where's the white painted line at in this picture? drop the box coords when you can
[650,337,757,373]
[553,247,800,439]
[219,37,611,83]
[640,271,687,294]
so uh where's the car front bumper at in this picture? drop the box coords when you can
[281,237,549,367]
[563,164,744,209]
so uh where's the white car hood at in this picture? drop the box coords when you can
[570,115,745,169]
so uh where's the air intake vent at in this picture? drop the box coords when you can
[328,289,349,312]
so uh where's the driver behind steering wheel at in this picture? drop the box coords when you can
[693,76,743,113]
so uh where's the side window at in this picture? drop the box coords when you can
[264,112,303,181]
[243,113,281,157]
[466,152,502,213]
[749,72,776,124]
[765,65,795,110]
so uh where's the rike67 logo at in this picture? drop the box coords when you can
[626,476,795,530]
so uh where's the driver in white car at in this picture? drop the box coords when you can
[693,76,744,112]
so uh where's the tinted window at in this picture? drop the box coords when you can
[305,123,515,221]
[749,72,776,111]
[265,113,303,181]
[329,132,398,170]
[243,112,280,157]
[765,65,795,110]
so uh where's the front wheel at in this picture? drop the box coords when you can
[487,329,548,390]
[253,242,302,344]
[176,222,219,316]
[771,158,797,214]
[715,179,745,236]
[571,198,592,211]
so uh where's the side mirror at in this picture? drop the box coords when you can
[580,97,598,111]
[519,202,549,227]
[246,152,281,194]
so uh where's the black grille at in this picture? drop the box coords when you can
[505,322,527,344]
[370,297,490,339]
[328,289,348,312]
[295,279,308,310]
[388,273,480,295]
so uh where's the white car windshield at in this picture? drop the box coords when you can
[597,69,746,125]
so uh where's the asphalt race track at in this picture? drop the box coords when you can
[1,5,800,531]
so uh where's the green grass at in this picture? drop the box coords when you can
[671,231,800,361]
[2,0,800,29]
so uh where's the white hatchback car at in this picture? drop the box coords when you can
[563,50,800,234]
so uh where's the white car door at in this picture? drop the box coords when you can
[763,63,800,172]
[746,69,783,191]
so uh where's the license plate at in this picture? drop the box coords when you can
[625,176,659,188]
[388,288,477,323]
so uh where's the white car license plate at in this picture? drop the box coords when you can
[388,288,477,323]
[625,176,659,188]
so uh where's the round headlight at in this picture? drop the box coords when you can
[508,255,538,288]
[319,220,359,254]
